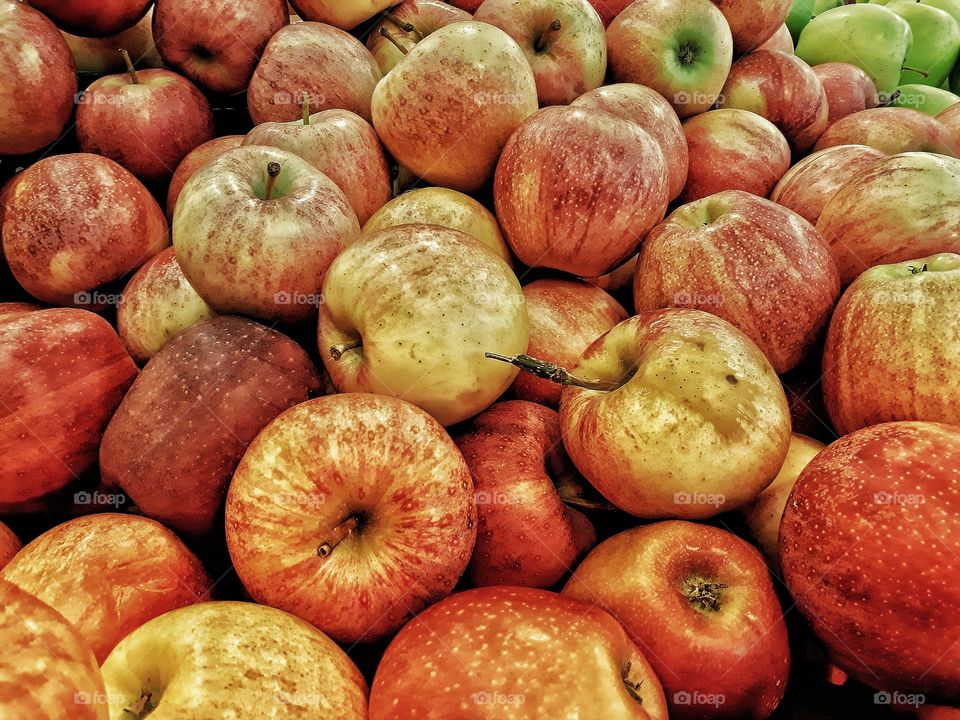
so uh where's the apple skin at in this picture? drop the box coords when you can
[758,23,793,52]
[813,107,958,157]
[893,84,960,117]
[0,580,108,720]
[0,308,137,513]
[100,316,319,536]
[0,522,20,570]
[780,421,960,699]
[372,21,538,193]
[607,0,733,118]
[454,401,597,588]
[244,109,392,225]
[101,602,368,719]
[571,83,689,200]
[711,0,792,54]
[514,279,628,406]
[62,7,162,73]
[475,0,607,106]
[226,393,477,643]
[1,514,210,663]
[369,586,669,720]
[564,521,791,720]
[813,62,879,128]
[822,253,960,434]
[26,0,150,36]
[816,152,960,284]
[366,0,471,74]
[635,191,841,374]
[319,224,527,427]
[718,49,829,153]
[287,0,394,28]
[560,310,791,519]
[582,254,638,293]
[940,102,960,145]
[494,106,669,277]
[680,108,791,203]
[0,1,77,156]
[248,22,382,124]
[166,135,244,220]
[2,154,169,306]
[587,0,634,25]
[154,0,287,95]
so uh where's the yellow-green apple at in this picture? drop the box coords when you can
[117,247,216,364]
[0,580,107,720]
[455,401,597,587]
[26,0,150,36]
[62,7,162,73]
[244,108,391,224]
[635,191,841,374]
[319,224,527,426]
[372,21,538,192]
[710,0,792,54]
[758,23,793,52]
[816,152,960,283]
[100,316,319,536]
[514,279,628,407]
[812,62,878,127]
[571,83,689,200]
[494,106,669,276]
[369,586,669,719]
[813,107,958,156]
[0,1,77,156]
[362,187,512,264]
[770,144,886,225]
[1,514,210,663]
[680,108,791,202]
[474,0,607,105]
[780,421,960,699]
[940,102,960,144]
[718,49,829,152]
[173,146,360,324]
[287,0,394,28]
[247,22,382,123]
[823,254,960,434]
[77,63,215,185]
[607,0,733,118]
[0,522,19,569]
[101,602,368,719]
[166,135,244,219]
[565,521,791,720]
[2,154,168,306]
[153,0,287,95]
[366,0,470,73]
[226,393,477,642]
[893,83,960,117]
[888,0,960,88]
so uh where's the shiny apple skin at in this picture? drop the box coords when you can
[62,7,162,73]
[369,586,669,720]
[940,102,960,146]
[757,23,792,53]
[0,522,20,570]
[0,580,108,720]
[813,62,879,128]
[101,601,368,719]
[561,310,791,518]
[710,0,791,54]
[635,190,841,373]
[588,0,634,25]
[165,135,244,220]
[226,393,477,643]
[27,0,150,35]
[287,0,394,28]
[813,107,958,157]
[780,421,960,699]
[366,0,471,73]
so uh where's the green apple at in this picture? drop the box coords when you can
[893,83,960,115]
[786,0,815,42]
[887,0,960,86]
[812,0,841,12]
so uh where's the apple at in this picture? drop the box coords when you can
[635,191,841,374]
[244,108,391,224]
[287,0,395,28]
[564,521,791,720]
[607,0,733,118]
[366,0,470,73]
[474,0,607,106]
[494,106,669,277]
[679,108,791,202]
[369,586,669,719]
[581,255,638,293]
[455,401,597,588]
[571,83,689,200]
[780,421,960,699]
[100,316,320,536]
[2,154,168,306]
[816,152,960,283]
[117,247,217,364]
[166,135,244,220]
[0,522,20,570]
[759,23,794,53]
[940,101,960,143]
[0,580,107,720]
[77,61,215,185]
[785,0,815,42]
[153,0,288,95]
[813,107,958,156]
[718,49,829,152]
[26,0,151,36]
[893,84,960,117]
[0,1,77,156]
[62,7,162,73]
[710,0,792,54]
[101,602,368,718]
[770,144,886,225]
[372,21,538,192]
[247,21,382,124]
[812,62,879,127]
[173,146,360,324]
[887,0,960,88]
[587,0,633,25]
[823,253,960,434]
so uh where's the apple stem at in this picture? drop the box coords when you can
[535,19,562,52]
[908,263,928,274]
[264,162,281,201]
[682,576,727,612]
[384,11,416,33]
[901,65,930,78]
[119,48,139,85]
[621,662,644,706]
[484,353,619,392]
[880,89,902,107]
[379,27,409,55]
[126,689,154,718]
[301,92,311,125]
[559,495,619,512]
[330,339,363,360]
[317,515,360,557]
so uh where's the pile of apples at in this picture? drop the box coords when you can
[1,0,960,717]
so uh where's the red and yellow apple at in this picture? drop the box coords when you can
[813,107,958,157]
[813,62,879,128]
[62,7,162,73]
[287,0,394,28]
[0,522,20,569]
[366,0,471,74]
[710,0,792,54]
[166,135,244,220]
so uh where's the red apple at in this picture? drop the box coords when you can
[166,135,244,220]
[565,521,791,720]
[26,0,150,36]
[581,254,638,293]
[939,102,960,145]
[813,107,958,157]
[813,62,879,128]
[366,0,471,74]
[61,7,162,73]
[780,421,960,699]
[758,23,793,53]
[286,0,394,28]
[495,106,669,277]
[0,522,20,570]
[369,586,669,719]
[680,108,791,202]
[0,1,77,156]
[587,0,633,25]
[710,0,791,54]
[447,0,483,9]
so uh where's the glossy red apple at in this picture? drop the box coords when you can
[61,7,162,72]
[813,107,958,157]
[286,0,394,28]
[758,23,793,53]
[813,62,879,128]
[0,522,20,570]
[166,135,244,220]
[587,0,632,25]
[366,0,472,73]
[27,0,151,36]
[710,0,792,54]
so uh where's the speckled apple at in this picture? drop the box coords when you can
[0,522,20,570]
[288,0,395,28]
[710,0,792,54]
[166,135,244,220]
[813,107,958,157]
[366,0,470,73]
[813,62,879,128]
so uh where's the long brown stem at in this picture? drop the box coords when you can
[317,516,359,557]
[330,339,362,360]
[535,19,562,52]
[120,49,139,84]
[484,353,619,392]
[901,65,930,78]
[264,162,281,200]
[379,27,409,55]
